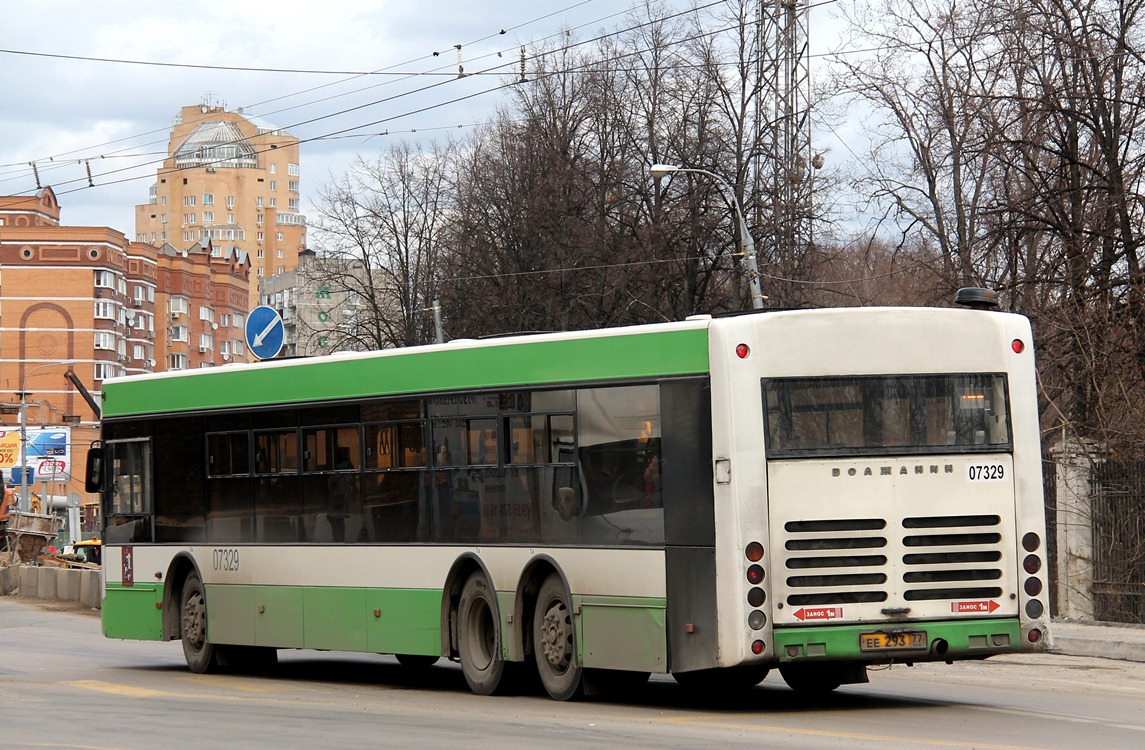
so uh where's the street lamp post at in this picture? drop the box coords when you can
[649,164,766,310]
[17,360,74,513]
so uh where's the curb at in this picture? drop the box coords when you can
[1050,638,1145,663]
[1050,621,1145,663]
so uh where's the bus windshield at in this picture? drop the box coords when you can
[763,373,1011,457]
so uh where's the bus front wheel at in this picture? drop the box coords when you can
[533,573,583,701]
[180,572,219,674]
[458,573,506,695]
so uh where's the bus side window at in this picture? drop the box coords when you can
[104,439,153,543]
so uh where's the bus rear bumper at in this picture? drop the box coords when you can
[770,618,1034,664]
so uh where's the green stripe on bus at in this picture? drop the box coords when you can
[103,584,164,641]
[134,583,442,655]
[103,328,711,418]
[772,618,1023,662]
[204,585,444,653]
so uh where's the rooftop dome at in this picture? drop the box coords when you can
[174,121,257,169]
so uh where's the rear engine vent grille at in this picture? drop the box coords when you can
[785,519,887,532]
[787,555,888,569]
[902,551,1001,565]
[903,514,1000,528]
[904,586,1004,601]
[901,514,1005,603]
[788,591,888,605]
[781,514,1008,610]
[783,518,890,605]
[903,532,1002,547]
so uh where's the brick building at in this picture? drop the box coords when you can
[0,186,251,529]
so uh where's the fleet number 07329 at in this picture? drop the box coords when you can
[967,463,1005,481]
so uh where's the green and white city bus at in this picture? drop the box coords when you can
[89,299,1051,699]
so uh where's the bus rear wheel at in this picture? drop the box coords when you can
[533,573,583,701]
[180,572,219,674]
[458,573,506,695]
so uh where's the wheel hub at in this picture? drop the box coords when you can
[539,600,572,672]
[182,592,206,648]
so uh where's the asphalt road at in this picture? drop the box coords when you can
[2,596,1144,749]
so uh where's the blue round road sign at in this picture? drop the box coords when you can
[245,305,285,360]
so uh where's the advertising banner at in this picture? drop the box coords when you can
[0,427,72,485]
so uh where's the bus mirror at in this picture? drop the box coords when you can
[85,446,104,493]
[554,487,577,522]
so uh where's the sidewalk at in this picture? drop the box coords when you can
[1050,619,1145,663]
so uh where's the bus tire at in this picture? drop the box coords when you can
[533,573,583,701]
[395,654,439,669]
[458,573,506,695]
[180,572,219,674]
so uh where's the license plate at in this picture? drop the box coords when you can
[859,630,927,651]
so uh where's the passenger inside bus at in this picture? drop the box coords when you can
[581,440,661,515]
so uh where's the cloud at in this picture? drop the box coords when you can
[12,2,827,232]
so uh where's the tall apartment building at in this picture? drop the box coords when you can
[135,103,308,309]
[0,186,251,526]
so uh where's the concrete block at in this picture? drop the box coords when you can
[0,565,16,595]
[79,569,102,610]
[19,566,38,598]
[61,569,81,602]
[37,566,58,600]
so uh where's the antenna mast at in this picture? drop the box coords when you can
[756,0,813,302]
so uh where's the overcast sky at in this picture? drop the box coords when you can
[0,1,845,237]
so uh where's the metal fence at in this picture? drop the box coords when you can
[1089,460,1145,623]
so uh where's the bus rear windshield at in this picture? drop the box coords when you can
[763,374,1012,457]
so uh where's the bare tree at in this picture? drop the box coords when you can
[835,0,1145,455]
[834,0,1009,292]
[309,143,452,349]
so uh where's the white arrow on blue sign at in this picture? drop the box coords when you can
[245,305,285,360]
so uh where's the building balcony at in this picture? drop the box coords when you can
[277,213,307,227]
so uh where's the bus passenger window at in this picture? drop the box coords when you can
[574,385,664,546]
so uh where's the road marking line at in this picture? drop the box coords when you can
[176,674,280,692]
[63,680,169,698]
[967,704,1145,732]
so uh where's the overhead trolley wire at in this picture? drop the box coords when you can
[6,3,732,200]
[1,0,722,182]
[0,0,621,178]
